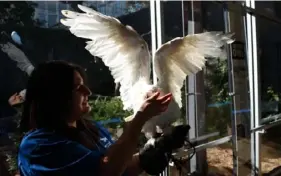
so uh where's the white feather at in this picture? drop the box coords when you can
[19,89,27,100]
[154,32,234,108]
[0,42,34,76]
[61,5,235,140]
[60,5,151,112]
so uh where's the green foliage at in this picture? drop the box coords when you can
[206,104,231,135]
[204,58,231,136]
[1,116,21,175]
[265,86,280,102]
[88,96,133,129]
[205,58,230,103]
[5,133,20,175]
[261,86,281,121]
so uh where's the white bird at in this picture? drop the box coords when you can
[11,31,23,46]
[0,41,35,100]
[60,5,234,142]
[1,42,34,76]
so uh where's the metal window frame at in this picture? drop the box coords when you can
[150,0,157,85]
[243,1,261,175]
[186,0,198,173]
[223,3,239,175]
[189,2,281,175]
[216,1,281,174]
[151,0,281,175]
[215,1,281,26]
[151,0,168,175]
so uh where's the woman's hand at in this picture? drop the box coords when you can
[99,92,172,175]
[137,92,172,122]
[8,92,24,106]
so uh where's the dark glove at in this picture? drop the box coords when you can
[138,125,190,175]
[154,125,190,153]
[139,144,170,175]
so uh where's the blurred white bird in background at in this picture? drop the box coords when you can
[1,42,34,76]
[11,31,23,46]
[60,5,234,143]
[1,32,35,101]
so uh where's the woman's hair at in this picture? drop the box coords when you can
[20,60,99,149]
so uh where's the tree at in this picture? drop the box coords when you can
[125,1,149,13]
[205,58,229,103]
[0,1,38,27]
[204,58,232,136]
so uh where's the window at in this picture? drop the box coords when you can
[48,14,58,27]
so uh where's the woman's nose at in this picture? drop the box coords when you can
[85,86,92,96]
[79,84,92,96]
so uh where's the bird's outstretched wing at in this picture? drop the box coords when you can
[154,32,234,108]
[60,4,151,111]
[0,42,34,76]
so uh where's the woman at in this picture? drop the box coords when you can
[18,61,188,176]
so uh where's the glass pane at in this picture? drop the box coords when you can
[201,2,231,139]
[228,2,252,175]
[255,1,278,18]
[256,14,281,121]
[48,14,58,27]
[47,1,57,13]
[33,1,47,27]
[256,10,281,174]
[36,1,47,10]
[198,1,252,175]
[58,1,68,10]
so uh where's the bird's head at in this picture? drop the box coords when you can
[11,31,23,46]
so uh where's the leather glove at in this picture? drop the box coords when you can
[154,125,190,153]
[138,125,190,175]
[139,144,170,175]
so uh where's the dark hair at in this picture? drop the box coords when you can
[20,60,99,149]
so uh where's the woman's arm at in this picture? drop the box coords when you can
[126,154,143,176]
[99,92,172,176]
[99,113,145,176]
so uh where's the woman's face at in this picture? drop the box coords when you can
[70,71,92,121]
